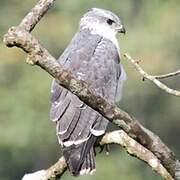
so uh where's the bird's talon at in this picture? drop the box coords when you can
[99,145,104,153]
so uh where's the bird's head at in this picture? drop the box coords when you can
[79,8,125,37]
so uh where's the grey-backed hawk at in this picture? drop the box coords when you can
[50,8,126,176]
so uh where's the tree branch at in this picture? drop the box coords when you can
[22,131,174,180]
[100,130,173,180]
[22,156,67,180]
[3,0,180,179]
[19,0,56,32]
[154,70,180,80]
[124,53,180,97]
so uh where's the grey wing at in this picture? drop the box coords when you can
[115,63,126,102]
[50,31,125,140]
[50,30,103,141]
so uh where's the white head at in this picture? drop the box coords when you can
[79,8,125,41]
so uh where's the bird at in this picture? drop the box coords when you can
[50,8,126,176]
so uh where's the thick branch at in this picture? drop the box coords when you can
[3,0,179,179]
[22,131,173,180]
[100,130,173,180]
[124,53,180,97]
[22,156,67,180]
[19,0,56,32]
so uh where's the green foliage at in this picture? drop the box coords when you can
[0,0,180,179]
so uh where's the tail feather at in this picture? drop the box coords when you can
[80,149,95,175]
[63,135,97,176]
[90,149,96,172]
[81,153,90,174]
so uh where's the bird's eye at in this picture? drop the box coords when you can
[107,19,114,25]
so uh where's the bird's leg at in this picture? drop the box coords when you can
[98,144,110,155]
[99,145,104,153]
[105,144,110,155]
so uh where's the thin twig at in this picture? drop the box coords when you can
[124,53,180,97]
[154,70,180,79]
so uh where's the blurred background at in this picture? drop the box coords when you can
[0,0,180,179]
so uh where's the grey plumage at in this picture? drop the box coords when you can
[50,8,126,176]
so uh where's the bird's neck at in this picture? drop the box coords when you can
[79,18,119,49]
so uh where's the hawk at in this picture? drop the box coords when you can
[50,8,126,176]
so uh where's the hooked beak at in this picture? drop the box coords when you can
[117,25,126,34]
